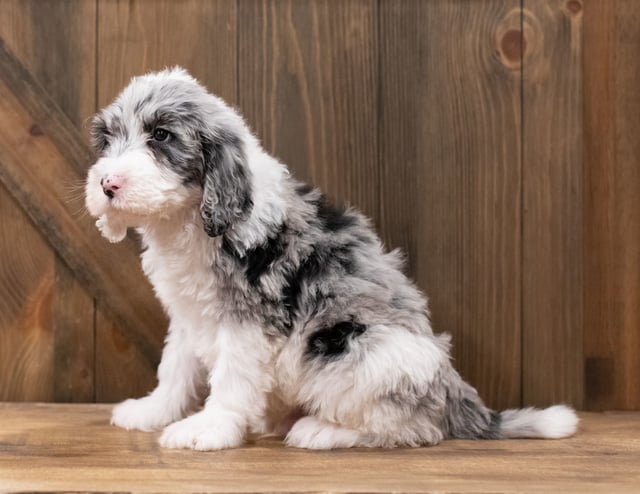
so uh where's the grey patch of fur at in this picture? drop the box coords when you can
[200,132,253,237]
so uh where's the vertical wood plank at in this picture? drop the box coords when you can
[97,0,236,107]
[583,0,640,410]
[0,183,55,401]
[521,0,584,408]
[53,262,95,402]
[380,0,522,410]
[0,0,97,402]
[94,307,157,403]
[96,0,237,401]
[237,0,379,225]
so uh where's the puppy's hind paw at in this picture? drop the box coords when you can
[286,416,363,450]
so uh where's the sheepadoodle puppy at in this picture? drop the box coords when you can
[85,68,578,450]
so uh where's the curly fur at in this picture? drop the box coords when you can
[85,68,578,450]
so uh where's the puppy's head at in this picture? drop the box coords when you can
[85,67,253,241]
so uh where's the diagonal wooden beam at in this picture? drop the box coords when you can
[0,39,164,369]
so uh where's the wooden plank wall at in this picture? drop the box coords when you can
[522,1,583,408]
[0,0,638,411]
[583,0,640,410]
[0,0,96,401]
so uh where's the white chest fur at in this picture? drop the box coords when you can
[139,215,225,341]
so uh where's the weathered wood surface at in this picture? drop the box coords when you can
[94,307,157,403]
[0,0,639,410]
[583,0,640,410]
[521,0,584,408]
[0,0,98,403]
[0,0,97,401]
[1,403,639,493]
[0,187,55,401]
[97,0,237,107]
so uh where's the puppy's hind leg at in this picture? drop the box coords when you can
[111,324,205,431]
[285,416,369,450]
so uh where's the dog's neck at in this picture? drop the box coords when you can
[138,147,291,256]
[137,206,211,253]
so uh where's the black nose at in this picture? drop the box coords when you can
[103,188,114,198]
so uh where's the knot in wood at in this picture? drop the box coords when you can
[500,29,525,67]
[566,0,582,15]
[29,123,44,137]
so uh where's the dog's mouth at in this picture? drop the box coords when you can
[85,183,122,218]
[86,176,145,218]
[101,194,130,214]
[85,180,141,240]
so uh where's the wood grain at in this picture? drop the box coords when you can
[95,307,157,402]
[379,0,522,410]
[97,0,236,106]
[521,1,584,408]
[0,0,96,125]
[53,261,95,402]
[0,185,55,401]
[0,0,97,401]
[583,0,640,410]
[19,0,98,401]
[0,39,165,374]
[1,403,639,493]
[238,0,379,225]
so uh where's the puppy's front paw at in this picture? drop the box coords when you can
[111,396,177,432]
[96,214,127,243]
[159,410,244,451]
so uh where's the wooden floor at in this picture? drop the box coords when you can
[0,404,639,493]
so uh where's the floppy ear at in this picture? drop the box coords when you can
[199,130,254,237]
[89,112,109,154]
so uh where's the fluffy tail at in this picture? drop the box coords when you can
[445,377,579,440]
[498,405,578,439]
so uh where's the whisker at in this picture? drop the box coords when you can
[63,179,87,195]
[61,182,91,221]
[63,182,89,203]
[71,208,89,220]
[69,204,91,221]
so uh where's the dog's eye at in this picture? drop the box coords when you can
[153,128,169,141]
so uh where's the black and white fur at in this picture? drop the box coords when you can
[85,68,578,450]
